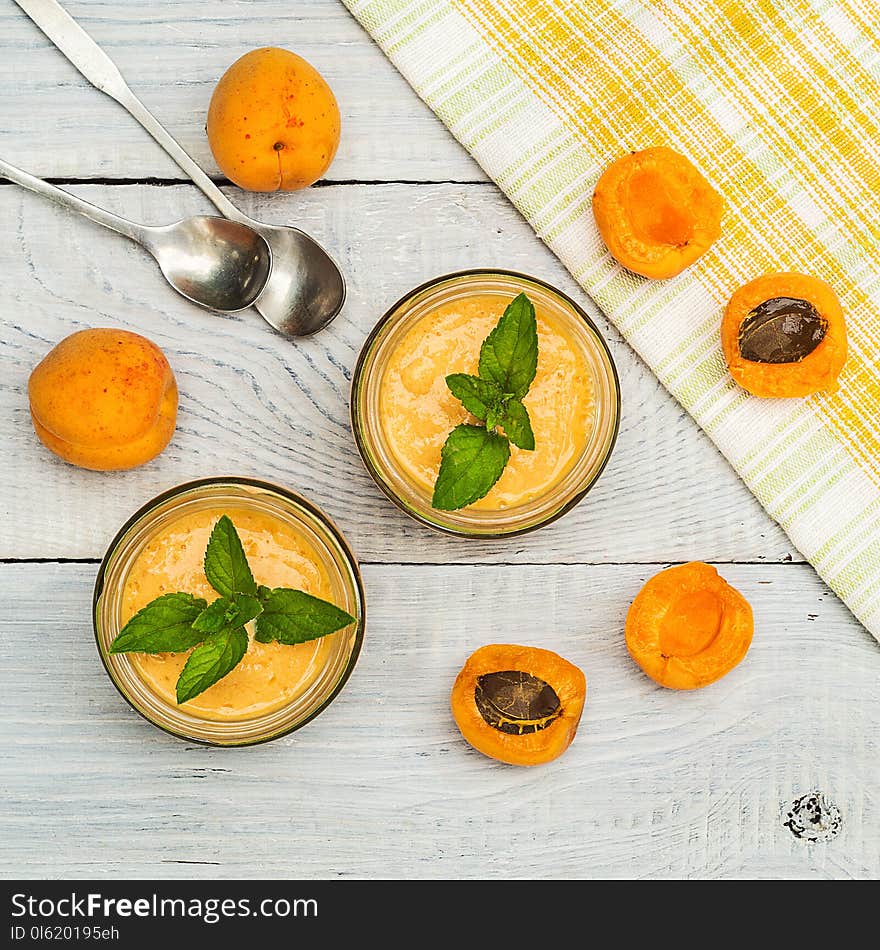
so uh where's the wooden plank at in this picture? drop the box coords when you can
[0,0,484,182]
[0,181,795,563]
[1,562,876,879]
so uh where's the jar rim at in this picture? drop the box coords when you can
[93,476,366,747]
[350,269,621,538]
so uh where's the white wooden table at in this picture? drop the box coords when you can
[2,0,877,880]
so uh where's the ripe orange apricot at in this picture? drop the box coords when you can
[207,47,341,192]
[593,146,723,279]
[451,644,586,766]
[722,272,847,398]
[625,562,753,690]
[28,329,178,471]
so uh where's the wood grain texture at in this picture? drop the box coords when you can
[1,562,876,880]
[0,0,483,182]
[0,181,795,563]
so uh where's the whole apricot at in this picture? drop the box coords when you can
[207,47,341,192]
[28,329,178,471]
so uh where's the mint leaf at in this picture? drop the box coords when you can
[478,292,538,399]
[192,594,262,635]
[431,424,510,511]
[204,515,257,599]
[445,373,502,421]
[254,589,355,645]
[485,407,501,432]
[500,397,535,451]
[108,593,208,655]
[175,627,248,704]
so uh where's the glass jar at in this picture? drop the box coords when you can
[93,477,365,746]
[351,270,620,537]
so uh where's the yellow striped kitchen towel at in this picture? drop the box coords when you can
[342,0,880,641]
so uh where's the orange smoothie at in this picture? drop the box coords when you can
[377,293,594,509]
[121,506,338,721]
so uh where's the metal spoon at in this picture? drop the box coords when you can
[15,0,347,338]
[0,157,272,314]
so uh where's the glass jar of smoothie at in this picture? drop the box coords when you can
[94,477,365,746]
[351,270,620,537]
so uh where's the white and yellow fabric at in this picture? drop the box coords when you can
[342,0,880,640]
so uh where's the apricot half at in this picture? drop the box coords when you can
[28,328,178,471]
[625,563,753,690]
[722,272,847,398]
[593,146,723,279]
[451,644,586,766]
[207,47,341,192]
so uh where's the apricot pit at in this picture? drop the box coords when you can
[475,670,562,735]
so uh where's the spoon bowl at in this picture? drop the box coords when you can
[151,216,273,313]
[247,222,346,336]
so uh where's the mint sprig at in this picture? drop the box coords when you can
[109,517,356,704]
[432,292,538,511]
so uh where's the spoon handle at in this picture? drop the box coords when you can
[14,0,249,226]
[0,155,147,244]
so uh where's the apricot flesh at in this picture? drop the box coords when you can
[658,588,723,657]
[593,146,723,279]
[207,47,341,192]
[627,168,697,248]
[625,562,753,690]
[28,329,178,471]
